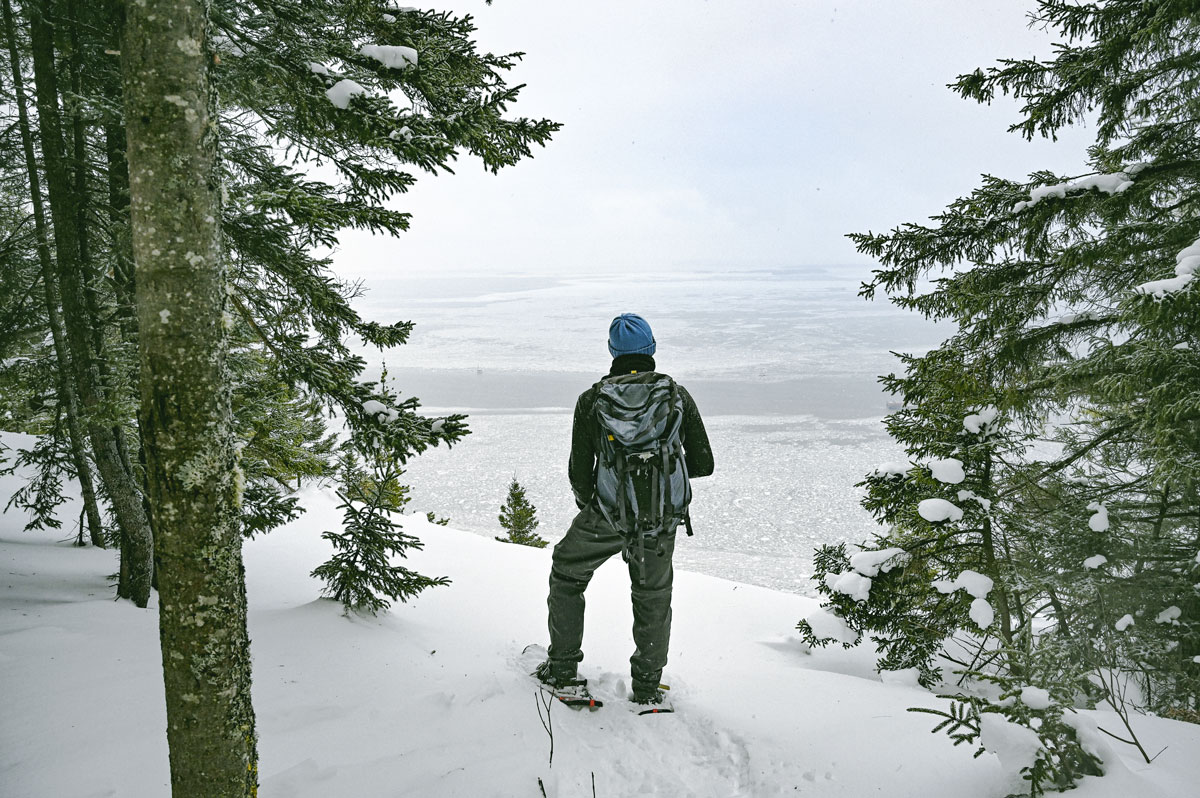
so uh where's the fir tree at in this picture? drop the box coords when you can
[312,451,449,614]
[800,2,1200,793]
[0,0,558,596]
[496,478,547,548]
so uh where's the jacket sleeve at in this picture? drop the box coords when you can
[679,386,714,478]
[567,389,597,508]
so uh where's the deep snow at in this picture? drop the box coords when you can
[3,480,1199,797]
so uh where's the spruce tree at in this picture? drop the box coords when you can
[497,478,547,548]
[312,451,449,614]
[0,0,558,599]
[799,2,1200,793]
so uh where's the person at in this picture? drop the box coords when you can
[536,312,714,707]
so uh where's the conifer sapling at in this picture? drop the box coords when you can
[312,451,449,614]
[496,478,547,548]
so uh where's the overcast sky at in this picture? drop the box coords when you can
[334,0,1095,280]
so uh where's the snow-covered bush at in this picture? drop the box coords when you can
[912,668,1103,797]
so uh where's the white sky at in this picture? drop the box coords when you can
[334,0,1094,279]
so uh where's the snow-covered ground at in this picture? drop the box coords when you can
[3,481,1198,797]
[5,270,1198,795]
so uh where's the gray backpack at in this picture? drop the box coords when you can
[593,374,692,577]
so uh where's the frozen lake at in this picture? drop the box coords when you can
[351,267,945,594]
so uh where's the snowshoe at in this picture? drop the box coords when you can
[544,679,604,711]
[530,655,603,710]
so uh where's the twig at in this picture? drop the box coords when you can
[535,689,555,767]
[1096,725,1136,745]
[537,776,548,798]
[1149,745,1168,763]
[592,771,597,797]
[1092,666,1152,763]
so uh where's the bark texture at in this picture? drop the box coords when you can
[1,0,104,547]
[121,0,258,794]
[28,0,155,583]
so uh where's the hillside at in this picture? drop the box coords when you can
[2,481,1198,797]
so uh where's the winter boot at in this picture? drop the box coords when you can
[631,683,673,714]
[533,659,578,690]
[533,660,602,710]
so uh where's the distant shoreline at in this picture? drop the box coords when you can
[376,366,893,420]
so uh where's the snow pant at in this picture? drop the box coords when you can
[546,503,676,695]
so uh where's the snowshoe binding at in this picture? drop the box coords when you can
[532,659,603,711]
[631,684,673,715]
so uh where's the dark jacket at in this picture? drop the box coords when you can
[568,353,714,510]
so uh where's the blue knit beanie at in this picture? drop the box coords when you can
[608,313,656,357]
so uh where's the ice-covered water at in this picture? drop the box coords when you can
[351,267,943,595]
[400,412,902,595]
[357,266,941,385]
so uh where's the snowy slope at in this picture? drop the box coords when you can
[2,482,1198,797]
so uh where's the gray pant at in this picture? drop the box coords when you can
[546,503,676,692]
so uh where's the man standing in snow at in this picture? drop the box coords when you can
[537,313,714,708]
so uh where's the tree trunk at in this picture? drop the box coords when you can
[100,0,160,577]
[65,0,104,362]
[27,0,154,599]
[121,0,258,793]
[103,0,137,343]
[3,0,105,547]
[979,457,1015,647]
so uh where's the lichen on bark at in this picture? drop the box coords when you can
[121,0,258,794]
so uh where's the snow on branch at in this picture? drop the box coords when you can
[326,79,369,109]
[1086,501,1109,532]
[918,498,963,523]
[1012,165,1146,213]
[963,406,999,436]
[932,569,993,599]
[358,44,418,70]
[871,461,912,479]
[1133,236,1199,299]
